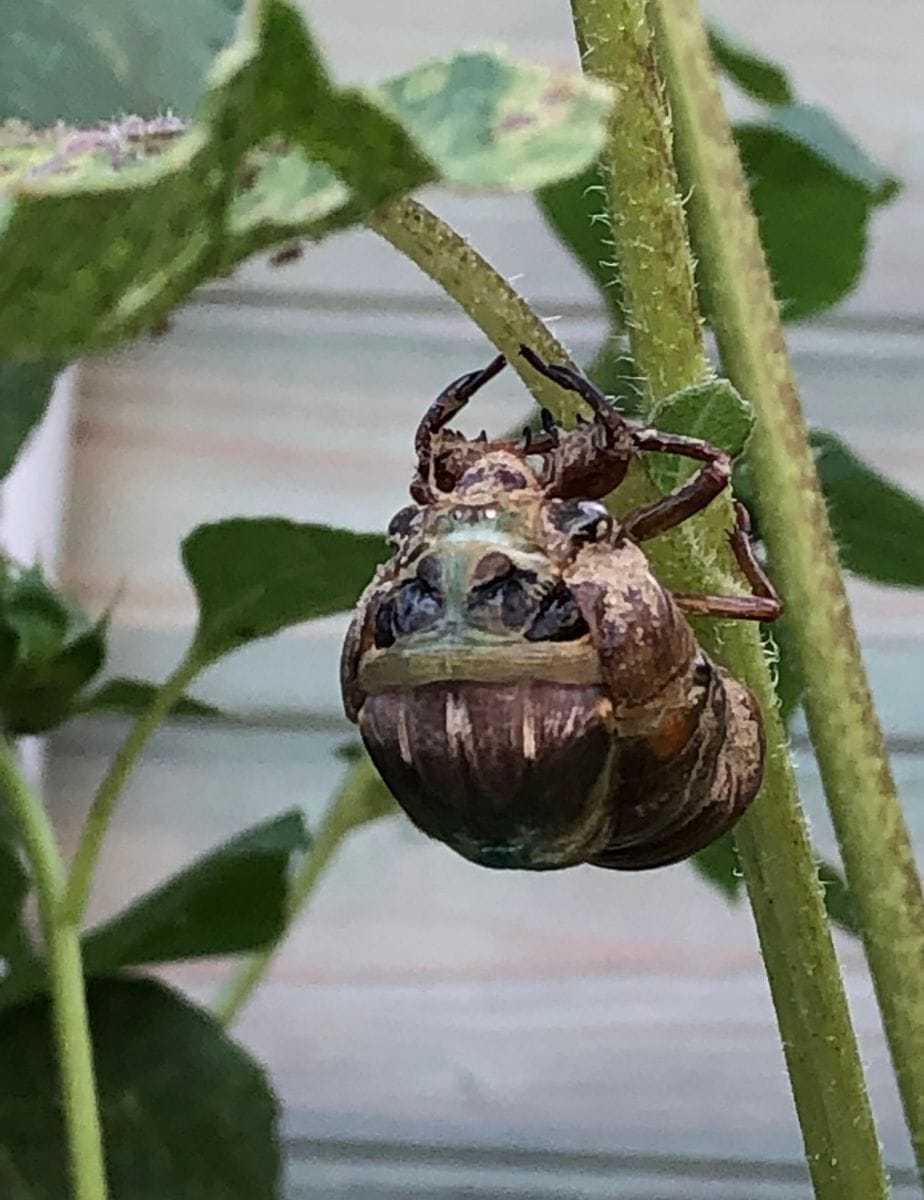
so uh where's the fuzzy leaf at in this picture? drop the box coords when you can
[184,518,388,666]
[0,977,280,1198]
[82,811,309,971]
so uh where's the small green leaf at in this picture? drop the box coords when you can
[0,977,280,1199]
[83,811,309,971]
[79,677,224,720]
[765,613,804,723]
[811,431,924,588]
[733,105,899,320]
[184,518,388,666]
[646,378,754,493]
[707,24,793,106]
[536,164,623,325]
[0,361,63,483]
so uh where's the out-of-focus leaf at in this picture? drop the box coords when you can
[79,677,223,720]
[733,104,899,320]
[811,431,924,588]
[0,842,31,970]
[0,0,613,360]
[0,361,62,483]
[0,565,108,735]
[819,860,860,937]
[184,518,388,666]
[0,0,244,125]
[0,977,280,1198]
[82,811,309,971]
[707,24,793,106]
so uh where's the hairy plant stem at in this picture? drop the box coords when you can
[217,756,394,1026]
[652,0,924,1180]
[568,1,887,1196]
[65,653,200,924]
[0,740,109,1200]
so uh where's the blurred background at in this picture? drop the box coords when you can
[5,0,923,1195]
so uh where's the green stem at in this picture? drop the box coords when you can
[652,0,924,1180]
[64,653,200,924]
[216,756,394,1026]
[369,198,585,414]
[569,2,888,1196]
[0,740,109,1200]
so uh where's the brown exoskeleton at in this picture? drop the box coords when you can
[340,348,782,871]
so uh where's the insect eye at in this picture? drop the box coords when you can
[551,499,613,544]
[387,505,421,546]
[373,571,444,648]
[525,581,589,643]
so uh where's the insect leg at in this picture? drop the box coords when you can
[414,354,506,463]
[620,429,731,542]
[519,346,627,440]
[671,503,783,622]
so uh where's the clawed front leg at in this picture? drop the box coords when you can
[671,503,783,622]
[620,429,732,542]
[414,354,506,464]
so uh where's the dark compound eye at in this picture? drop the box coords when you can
[525,581,589,643]
[373,572,444,648]
[550,499,613,544]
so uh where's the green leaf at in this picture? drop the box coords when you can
[0,565,109,734]
[83,811,309,971]
[733,105,899,321]
[0,977,280,1199]
[0,0,613,360]
[707,24,793,106]
[0,0,245,125]
[184,518,388,666]
[811,431,924,588]
[79,676,224,719]
[645,378,754,493]
[818,860,860,937]
[0,361,62,482]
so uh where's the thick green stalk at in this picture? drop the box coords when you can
[217,756,394,1025]
[651,0,924,1178]
[569,1,888,1196]
[65,653,200,923]
[0,740,109,1200]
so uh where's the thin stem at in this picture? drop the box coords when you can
[568,1,888,1196]
[0,740,109,1200]
[216,756,394,1026]
[64,653,200,924]
[652,0,924,1180]
[369,198,585,414]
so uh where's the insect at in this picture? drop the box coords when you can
[340,347,782,871]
